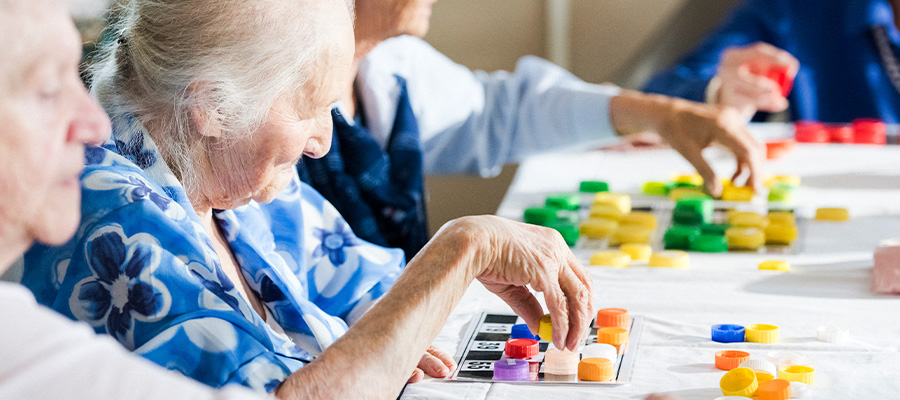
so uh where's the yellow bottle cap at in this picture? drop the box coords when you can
[610,225,652,244]
[669,187,705,201]
[815,207,849,221]
[538,314,553,342]
[755,371,776,385]
[746,324,780,343]
[766,212,796,226]
[759,260,790,272]
[722,185,755,202]
[648,250,690,268]
[589,204,624,221]
[620,243,652,262]
[764,223,798,244]
[726,227,766,250]
[619,211,658,231]
[672,173,704,186]
[580,218,619,239]
[577,357,614,382]
[596,327,629,346]
[778,365,815,385]
[720,367,759,397]
[765,175,801,187]
[593,192,631,215]
[590,251,631,268]
[728,211,768,228]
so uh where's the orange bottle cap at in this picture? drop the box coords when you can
[577,357,614,382]
[597,327,629,345]
[715,350,751,371]
[596,308,630,329]
[758,379,792,400]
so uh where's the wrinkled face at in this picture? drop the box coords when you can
[203,0,355,209]
[355,0,437,40]
[0,2,110,247]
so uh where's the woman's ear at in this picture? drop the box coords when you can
[188,82,223,139]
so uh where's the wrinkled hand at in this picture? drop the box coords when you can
[407,346,456,383]
[460,216,593,352]
[716,42,799,118]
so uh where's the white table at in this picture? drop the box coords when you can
[401,124,900,400]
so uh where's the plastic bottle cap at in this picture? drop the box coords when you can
[642,181,669,196]
[739,359,777,375]
[726,227,766,250]
[815,207,850,221]
[590,251,631,268]
[746,324,780,343]
[510,323,539,340]
[648,250,690,268]
[593,192,631,215]
[728,212,768,228]
[582,343,618,362]
[790,381,811,398]
[768,184,796,203]
[755,371,775,384]
[816,326,849,343]
[579,181,609,193]
[711,324,746,343]
[778,365,815,385]
[546,194,581,211]
[620,243,652,261]
[827,125,854,143]
[720,367,759,397]
[766,351,805,367]
[765,139,796,160]
[758,378,792,400]
[766,212,796,225]
[701,223,730,236]
[577,357,614,382]
[547,222,579,247]
[610,225,652,245]
[691,234,728,253]
[542,346,580,375]
[493,358,530,381]
[852,118,887,145]
[794,121,829,143]
[596,308,631,328]
[504,338,539,359]
[619,211,659,231]
[596,327,629,346]
[664,226,701,250]
[538,314,553,342]
[589,204,625,221]
[722,185,755,202]
[523,207,558,226]
[580,218,619,239]
[672,208,706,226]
[668,187,705,201]
[715,350,751,371]
[759,260,791,272]
[673,173,704,186]
[764,223,798,245]
[766,65,793,97]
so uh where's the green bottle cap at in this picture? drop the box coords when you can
[545,194,581,211]
[664,225,701,250]
[690,234,728,253]
[768,183,796,203]
[700,223,730,236]
[579,181,610,193]
[547,222,580,247]
[524,207,558,226]
[672,208,705,226]
[642,182,669,196]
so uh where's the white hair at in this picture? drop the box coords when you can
[90,0,345,194]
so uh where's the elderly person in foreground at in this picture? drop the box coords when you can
[20,0,595,398]
[297,0,767,260]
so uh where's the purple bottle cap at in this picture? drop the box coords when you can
[493,359,530,381]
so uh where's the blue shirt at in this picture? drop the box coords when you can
[643,0,900,123]
[21,115,405,392]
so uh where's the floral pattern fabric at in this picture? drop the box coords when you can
[21,115,405,393]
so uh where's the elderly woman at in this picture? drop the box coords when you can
[20,0,595,398]
[297,0,766,259]
[0,1,264,398]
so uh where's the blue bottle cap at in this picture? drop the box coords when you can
[510,323,539,340]
[712,324,746,343]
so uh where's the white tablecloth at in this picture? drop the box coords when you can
[402,124,900,400]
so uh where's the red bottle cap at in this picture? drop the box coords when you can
[852,119,887,145]
[504,338,539,359]
[827,124,853,143]
[765,139,796,159]
[766,66,794,97]
[794,121,828,143]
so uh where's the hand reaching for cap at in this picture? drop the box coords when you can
[714,42,799,119]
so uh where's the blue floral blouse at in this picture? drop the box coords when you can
[21,115,405,392]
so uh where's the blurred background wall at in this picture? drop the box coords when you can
[69,0,743,236]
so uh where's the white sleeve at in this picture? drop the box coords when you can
[387,37,622,177]
[0,283,269,400]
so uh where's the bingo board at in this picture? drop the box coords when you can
[449,312,643,385]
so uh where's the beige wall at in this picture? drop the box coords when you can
[422,0,738,234]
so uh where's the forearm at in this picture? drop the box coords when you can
[275,219,480,400]
[609,90,686,137]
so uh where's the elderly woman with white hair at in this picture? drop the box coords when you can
[19,0,597,398]
[298,0,767,259]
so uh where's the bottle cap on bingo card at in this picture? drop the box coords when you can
[715,350,751,371]
[852,118,887,145]
[700,223,730,237]
[690,234,728,253]
[620,243,652,262]
[764,221,798,245]
[589,251,631,268]
[726,227,765,250]
[579,180,609,193]
[721,185,755,202]
[815,207,850,221]
[493,358,530,381]
[664,226,700,250]
[610,225,652,245]
[589,204,625,221]
[766,65,794,97]
[592,192,631,215]
[542,346,580,375]
[510,323,539,341]
[720,367,759,397]
[794,121,829,143]
[768,184,796,203]
[827,124,854,144]
[816,326,849,343]
[711,324,745,343]
[766,212,796,226]
[728,211,768,228]
[642,181,669,196]
[648,250,690,268]
[745,324,780,343]
[582,343,618,362]
[547,222,579,247]
[504,338,539,359]
[739,359,777,375]
[577,358,614,382]
[580,218,618,240]
[596,327,629,348]
[523,207,558,226]
[596,308,630,329]
[758,379,792,400]
[538,314,553,342]
[619,211,659,231]
[546,194,580,211]
[778,365,815,385]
